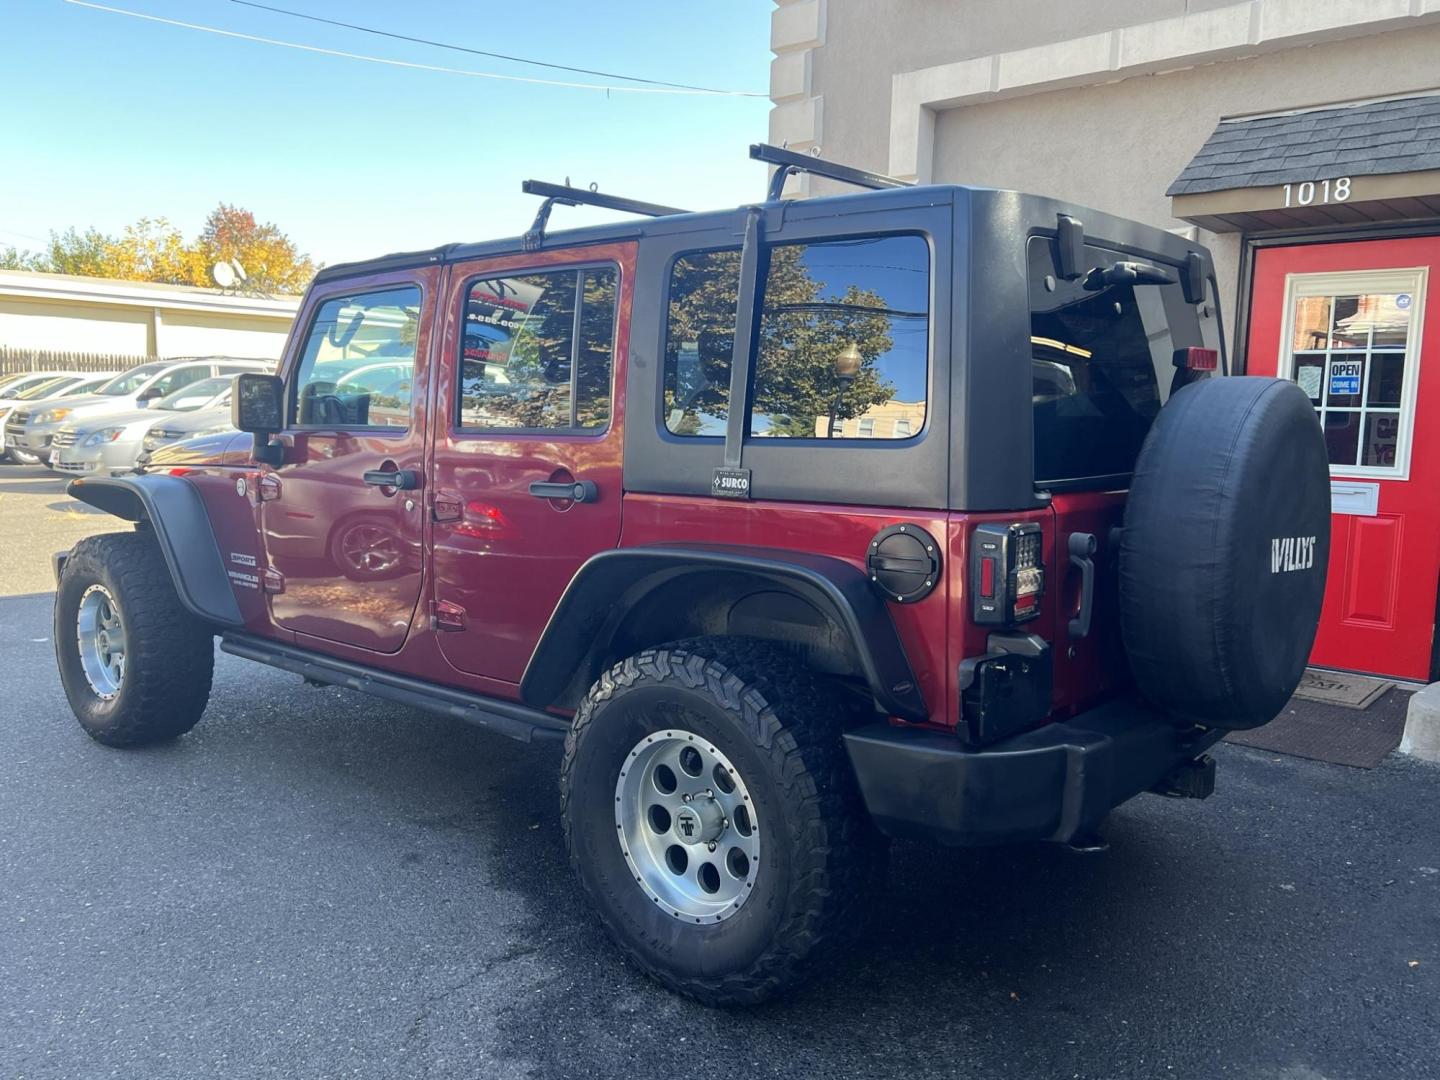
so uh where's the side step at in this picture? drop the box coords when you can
[220,632,571,744]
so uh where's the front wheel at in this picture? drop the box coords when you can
[8,446,43,465]
[55,530,215,747]
[560,638,883,1006]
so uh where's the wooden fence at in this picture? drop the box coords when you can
[0,346,154,377]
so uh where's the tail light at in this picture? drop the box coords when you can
[971,522,1044,626]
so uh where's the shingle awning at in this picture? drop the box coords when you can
[1169,95,1440,232]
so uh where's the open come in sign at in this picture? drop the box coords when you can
[1328,358,1362,397]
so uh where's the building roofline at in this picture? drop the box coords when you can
[0,269,302,317]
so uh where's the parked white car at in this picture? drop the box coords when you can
[25,357,270,468]
[2,373,118,463]
[52,375,241,476]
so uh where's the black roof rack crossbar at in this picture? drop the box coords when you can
[521,179,689,250]
[750,143,911,201]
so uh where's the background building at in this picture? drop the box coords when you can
[0,269,299,373]
[771,0,1440,682]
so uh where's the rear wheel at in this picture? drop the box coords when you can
[55,530,215,747]
[560,638,883,1006]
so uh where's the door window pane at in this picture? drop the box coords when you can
[293,286,421,428]
[1285,283,1415,472]
[459,268,616,432]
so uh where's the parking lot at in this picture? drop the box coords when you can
[2,462,1438,1080]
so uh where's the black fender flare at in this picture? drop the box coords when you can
[519,544,929,723]
[63,475,243,628]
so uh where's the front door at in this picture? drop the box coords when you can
[1248,237,1440,681]
[261,270,436,653]
[429,244,632,684]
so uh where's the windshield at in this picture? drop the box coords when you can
[155,376,231,411]
[0,375,59,398]
[14,377,74,401]
[98,363,169,396]
[61,377,112,397]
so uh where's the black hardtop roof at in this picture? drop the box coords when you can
[311,181,1210,286]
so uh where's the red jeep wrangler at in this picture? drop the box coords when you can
[53,146,1331,1005]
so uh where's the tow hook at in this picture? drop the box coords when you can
[1064,831,1109,855]
[1151,754,1217,800]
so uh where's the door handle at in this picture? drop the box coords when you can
[363,468,421,490]
[528,479,598,503]
[1068,532,1097,640]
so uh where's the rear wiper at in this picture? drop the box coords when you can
[1082,260,1177,291]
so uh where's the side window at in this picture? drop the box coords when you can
[292,286,421,428]
[662,235,931,440]
[458,267,617,432]
[149,366,211,397]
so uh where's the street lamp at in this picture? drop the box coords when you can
[827,343,862,439]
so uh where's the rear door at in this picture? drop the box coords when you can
[1027,235,1223,712]
[259,271,435,653]
[429,243,633,684]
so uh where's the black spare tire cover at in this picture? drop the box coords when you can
[1120,376,1330,730]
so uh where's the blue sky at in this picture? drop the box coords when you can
[0,0,772,266]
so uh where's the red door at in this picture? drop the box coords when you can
[262,270,437,653]
[1248,237,1440,681]
[428,244,633,684]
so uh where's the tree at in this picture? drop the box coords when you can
[196,203,316,293]
[44,227,115,278]
[0,205,317,293]
[0,246,43,271]
[105,218,200,285]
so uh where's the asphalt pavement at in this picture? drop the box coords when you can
[2,463,1438,1079]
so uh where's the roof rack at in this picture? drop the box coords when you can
[750,143,911,201]
[521,179,689,250]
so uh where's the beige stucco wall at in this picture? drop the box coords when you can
[155,311,291,360]
[0,298,153,356]
[929,24,1440,335]
[0,271,299,362]
[779,2,1440,351]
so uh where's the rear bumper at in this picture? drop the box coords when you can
[843,697,1223,846]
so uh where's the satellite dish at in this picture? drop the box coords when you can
[211,261,236,288]
[230,259,248,282]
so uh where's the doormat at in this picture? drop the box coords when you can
[1226,687,1412,768]
[1290,668,1394,709]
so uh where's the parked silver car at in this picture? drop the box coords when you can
[2,373,118,463]
[15,357,270,467]
[52,376,240,476]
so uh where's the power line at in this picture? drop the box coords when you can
[228,0,758,96]
[60,1,765,96]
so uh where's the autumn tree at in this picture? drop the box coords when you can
[105,218,199,285]
[195,203,316,293]
[44,227,115,278]
[2,205,317,292]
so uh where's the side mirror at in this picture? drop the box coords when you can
[137,387,162,405]
[231,373,286,468]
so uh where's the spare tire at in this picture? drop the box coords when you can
[1120,376,1329,729]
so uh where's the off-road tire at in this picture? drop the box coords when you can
[560,637,884,1006]
[55,529,215,746]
